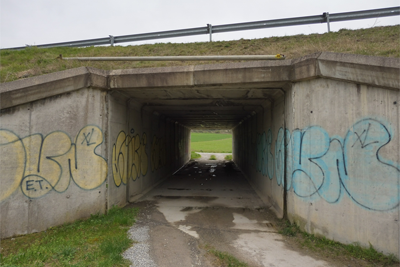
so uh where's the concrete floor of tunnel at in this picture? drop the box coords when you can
[124,155,332,267]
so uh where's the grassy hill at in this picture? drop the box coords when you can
[1,25,399,83]
[191,132,232,153]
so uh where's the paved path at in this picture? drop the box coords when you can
[124,155,331,267]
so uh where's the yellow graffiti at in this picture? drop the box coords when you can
[0,130,25,202]
[71,126,108,189]
[112,131,148,187]
[151,136,166,172]
[0,126,108,201]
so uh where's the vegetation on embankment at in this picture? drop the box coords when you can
[191,132,232,153]
[1,25,399,83]
[0,207,138,267]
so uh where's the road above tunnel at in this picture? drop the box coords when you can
[124,155,336,267]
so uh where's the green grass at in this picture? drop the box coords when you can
[191,137,232,153]
[191,151,201,159]
[278,220,399,266]
[206,245,248,267]
[191,132,232,142]
[0,206,138,267]
[224,155,233,160]
[209,155,217,160]
[1,26,399,83]
[191,132,232,153]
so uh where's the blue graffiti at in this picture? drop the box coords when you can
[256,118,400,211]
[256,130,274,179]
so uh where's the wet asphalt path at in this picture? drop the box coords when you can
[125,156,331,267]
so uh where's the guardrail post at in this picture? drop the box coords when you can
[109,35,115,46]
[323,12,331,33]
[207,24,213,42]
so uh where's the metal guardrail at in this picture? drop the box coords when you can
[2,6,399,50]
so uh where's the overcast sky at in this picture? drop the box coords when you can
[0,0,399,49]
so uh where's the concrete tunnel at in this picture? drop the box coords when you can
[0,52,399,257]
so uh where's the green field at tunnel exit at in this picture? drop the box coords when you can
[191,133,232,153]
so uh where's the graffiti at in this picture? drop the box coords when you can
[275,128,290,187]
[112,131,148,187]
[256,130,274,179]
[151,136,166,172]
[0,126,108,201]
[256,118,400,211]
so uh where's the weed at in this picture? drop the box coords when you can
[279,220,300,236]
[209,155,217,160]
[191,151,201,159]
[205,245,248,267]
[224,154,233,160]
[278,220,399,266]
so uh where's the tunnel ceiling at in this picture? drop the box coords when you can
[117,87,283,129]
[110,61,291,129]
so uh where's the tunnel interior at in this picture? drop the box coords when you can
[108,65,289,220]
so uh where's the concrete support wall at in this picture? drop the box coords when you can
[0,80,190,238]
[285,78,400,256]
[0,88,108,237]
[234,76,399,256]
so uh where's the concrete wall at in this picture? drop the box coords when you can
[234,53,400,257]
[286,78,399,256]
[0,88,108,237]
[0,68,190,238]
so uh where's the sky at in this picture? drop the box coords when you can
[0,0,399,49]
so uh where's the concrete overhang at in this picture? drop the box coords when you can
[1,52,399,129]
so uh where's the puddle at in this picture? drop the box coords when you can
[156,199,207,238]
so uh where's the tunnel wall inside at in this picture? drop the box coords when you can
[107,92,190,208]
[0,79,190,239]
[234,74,399,256]
[233,92,286,218]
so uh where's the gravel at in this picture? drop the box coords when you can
[123,225,157,267]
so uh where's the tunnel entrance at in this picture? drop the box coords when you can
[110,62,288,217]
[3,53,397,257]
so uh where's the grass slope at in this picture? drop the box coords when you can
[191,132,232,142]
[1,26,399,83]
[191,133,232,153]
[0,207,138,267]
[191,138,232,153]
